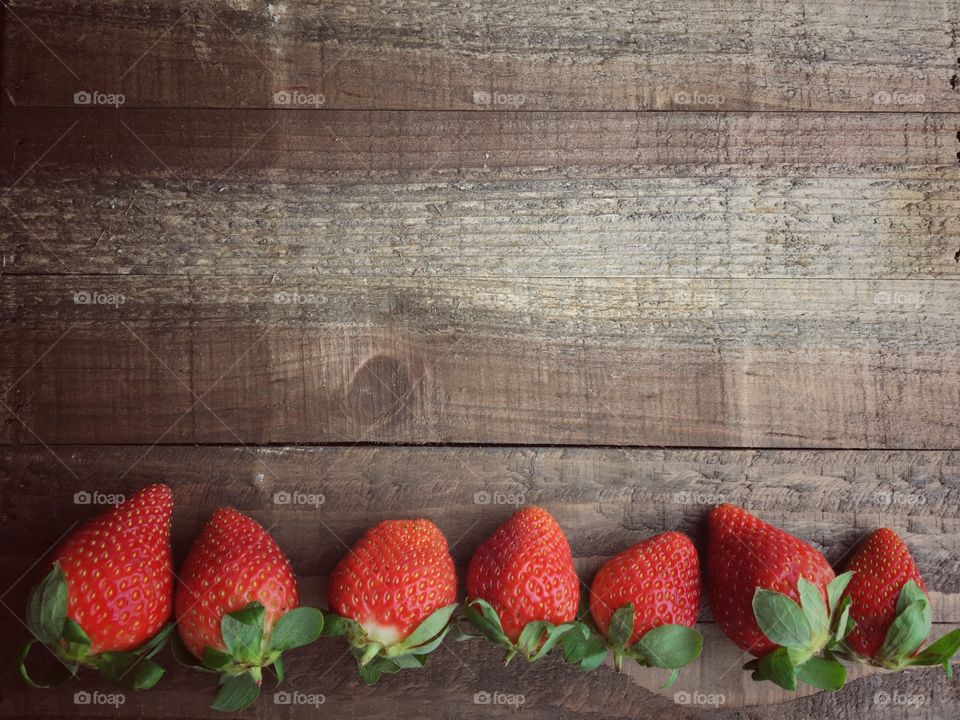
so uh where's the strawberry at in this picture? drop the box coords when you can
[464,506,579,663]
[838,528,960,672]
[708,504,852,692]
[174,508,323,711]
[575,532,702,683]
[324,519,458,684]
[19,484,174,691]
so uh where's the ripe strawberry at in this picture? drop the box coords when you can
[19,484,174,690]
[175,508,323,711]
[576,531,702,683]
[839,528,960,672]
[590,532,701,643]
[708,504,851,691]
[325,519,458,684]
[465,506,579,663]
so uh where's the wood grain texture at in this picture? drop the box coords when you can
[1,275,958,446]
[3,0,959,111]
[0,445,958,717]
[2,109,959,279]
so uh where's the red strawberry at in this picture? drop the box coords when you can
[708,504,848,692]
[590,532,701,643]
[19,484,174,690]
[465,506,579,662]
[582,532,702,681]
[326,519,458,683]
[839,528,960,671]
[175,508,322,711]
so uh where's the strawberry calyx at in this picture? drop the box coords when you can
[561,604,702,687]
[322,603,458,685]
[173,601,324,711]
[459,598,576,665]
[840,580,960,673]
[744,571,855,692]
[18,563,172,691]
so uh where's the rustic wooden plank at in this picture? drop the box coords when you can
[0,445,957,717]
[2,109,958,279]
[4,109,958,180]
[1,275,958,447]
[3,0,959,111]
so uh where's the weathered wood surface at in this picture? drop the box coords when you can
[3,0,959,717]
[0,446,958,718]
[4,0,959,111]
[2,109,959,279]
[1,275,958,446]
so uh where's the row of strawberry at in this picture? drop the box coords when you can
[18,484,960,711]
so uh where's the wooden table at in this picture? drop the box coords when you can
[1,1,958,717]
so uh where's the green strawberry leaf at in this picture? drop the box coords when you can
[271,655,285,684]
[528,622,576,661]
[221,602,266,664]
[17,639,78,688]
[756,647,798,691]
[61,617,91,645]
[753,589,813,650]
[878,586,931,664]
[896,580,927,615]
[212,671,261,712]
[357,664,382,685]
[826,571,855,613]
[376,653,426,670]
[267,607,324,653]
[797,579,828,640]
[27,563,68,646]
[95,651,165,691]
[796,655,846,691]
[319,612,357,638]
[829,596,853,644]
[202,646,237,672]
[358,642,384,666]
[631,624,703,671]
[450,621,478,641]
[403,624,453,656]
[517,621,550,657]
[395,603,458,652]
[908,629,960,674]
[61,617,92,660]
[561,624,608,671]
[463,599,512,649]
[606,604,635,651]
